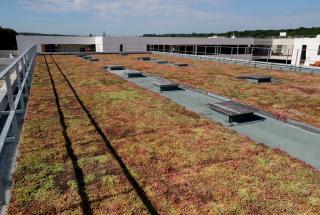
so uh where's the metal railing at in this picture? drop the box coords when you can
[150,45,320,68]
[0,45,37,205]
[153,51,320,74]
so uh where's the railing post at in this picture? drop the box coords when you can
[231,47,234,60]
[0,169,5,204]
[286,48,289,68]
[15,63,26,112]
[21,56,29,98]
[5,72,19,140]
[27,52,34,87]
[294,49,299,71]
[25,53,29,65]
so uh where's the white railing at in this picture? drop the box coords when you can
[0,45,37,205]
[153,51,320,74]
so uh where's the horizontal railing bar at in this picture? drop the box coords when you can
[5,137,16,143]
[0,45,35,80]
[0,110,24,115]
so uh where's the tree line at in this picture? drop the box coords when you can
[143,27,320,38]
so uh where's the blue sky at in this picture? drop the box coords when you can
[1,0,320,36]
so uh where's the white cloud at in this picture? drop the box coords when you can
[17,0,227,20]
[8,0,320,35]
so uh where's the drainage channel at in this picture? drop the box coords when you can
[106,67,320,169]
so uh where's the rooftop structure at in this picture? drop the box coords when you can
[16,35,320,68]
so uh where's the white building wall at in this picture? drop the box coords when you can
[95,36,104,52]
[102,37,148,53]
[147,37,254,46]
[272,39,294,53]
[17,35,255,54]
[291,38,320,66]
[16,35,96,53]
[14,35,320,68]
[101,37,254,53]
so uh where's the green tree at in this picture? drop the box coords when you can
[0,26,17,50]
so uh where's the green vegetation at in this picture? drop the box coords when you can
[9,54,320,214]
[114,53,320,128]
[143,26,320,38]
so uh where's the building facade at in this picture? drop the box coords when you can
[16,35,320,67]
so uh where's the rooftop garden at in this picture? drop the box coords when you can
[8,54,320,214]
[97,53,320,128]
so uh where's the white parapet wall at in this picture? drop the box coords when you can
[16,35,96,53]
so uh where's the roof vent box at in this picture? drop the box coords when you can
[125,71,145,78]
[138,57,151,61]
[238,74,272,83]
[106,65,126,71]
[156,60,169,64]
[82,55,92,60]
[174,63,189,67]
[153,80,181,91]
[207,101,262,123]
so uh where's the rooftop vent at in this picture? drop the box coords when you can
[106,65,126,71]
[125,71,145,78]
[153,80,181,91]
[207,101,263,123]
[156,60,169,64]
[138,57,151,61]
[82,55,92,60]
[238,74,272,83]
[173,63,189,67]
[280,32,287,37]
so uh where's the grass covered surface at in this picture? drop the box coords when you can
[9,55,320,214]
[97,53,320,128]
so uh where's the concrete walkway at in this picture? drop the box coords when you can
[107,68,320,169]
